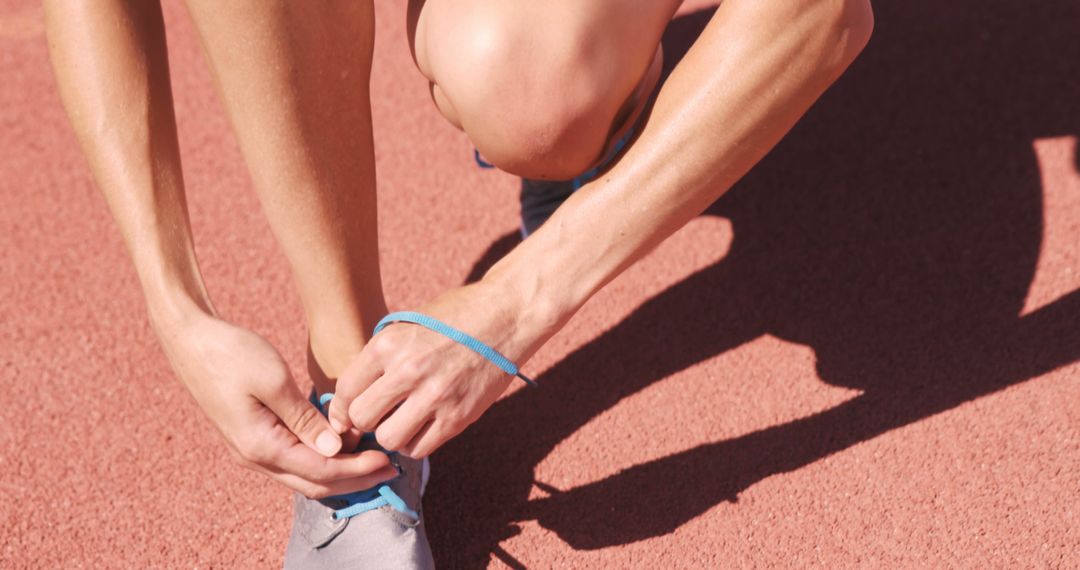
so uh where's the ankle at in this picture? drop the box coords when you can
[307,333,367,394]
[307,315,386,393]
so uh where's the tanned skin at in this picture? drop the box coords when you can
[44,0,393,499]
[329,0,875,458]
[45,0,873,494]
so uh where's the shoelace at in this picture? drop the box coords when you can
[316,393,418,520]
[375,311,537,387]
[318,311,533,519]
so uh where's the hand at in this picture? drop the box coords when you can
[326,281,557,458]
[157,313,397,498]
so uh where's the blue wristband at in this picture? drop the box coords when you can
[373,311,538,388]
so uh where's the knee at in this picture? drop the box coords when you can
[829,0,875,65]
[424,9,629,179]
[468,74,613,180]
[471,90,612,181]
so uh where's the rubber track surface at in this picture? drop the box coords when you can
[2,1,1079,567]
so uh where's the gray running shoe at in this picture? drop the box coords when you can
[284,396,434,569]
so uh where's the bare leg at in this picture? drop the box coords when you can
[326,0,872,460]
[408,0,679,179]
[183,0,384,391]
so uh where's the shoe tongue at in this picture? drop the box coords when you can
[308,392,424,517]
[349,434,423,514]
[387,453,424,514]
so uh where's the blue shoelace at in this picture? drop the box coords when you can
[316,393,418,521]
[375,311,537,387]
[319,311,534,519]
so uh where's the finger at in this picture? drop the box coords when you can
[339,426,363,454]
[401,419,455,459]
[269,465,400,500]
[348,374,410,433]
[373,397,432,452]
[261,378,343,457]
[327,350,384,434]
[398,420,436,459]
[270,444,393,483]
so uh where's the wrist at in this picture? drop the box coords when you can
[482,215,621,337]
[479,247,580,351]
[127,233,217,336]
[145,280,217,338]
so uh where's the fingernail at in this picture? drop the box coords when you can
[316,431,341,456]
[329,416,345,434]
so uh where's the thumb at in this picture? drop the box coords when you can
[263,383,343,457]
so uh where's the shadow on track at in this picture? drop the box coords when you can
[426,2,1080,566]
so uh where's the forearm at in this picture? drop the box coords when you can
[45,1,397,485]
[44,0,213,329]
[488,0,874,339]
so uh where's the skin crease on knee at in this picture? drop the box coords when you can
[407,0,682,179]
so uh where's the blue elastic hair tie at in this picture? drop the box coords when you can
[374,311,537,387]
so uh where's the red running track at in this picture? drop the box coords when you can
[2,1,1079,567]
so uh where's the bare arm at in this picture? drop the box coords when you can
[492,0,875,334]
[44,0,209,324]
[330,0,874,458]
[44,0,395,498]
